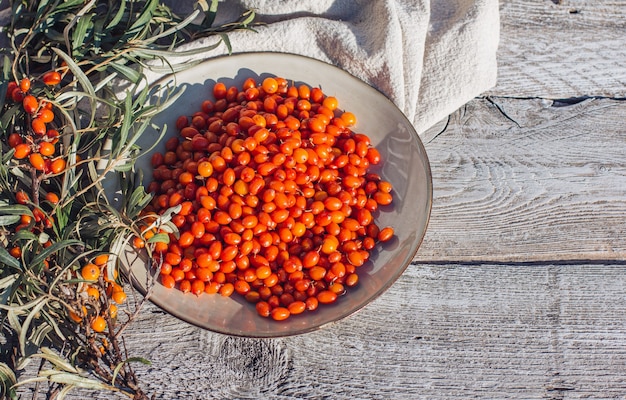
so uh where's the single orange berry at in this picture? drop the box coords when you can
[5,81,17,99]
[39,141,55,157]
[340,111,356,126]
[80,263,100,281]
[19,78,31,92]
[9,246,21,258]
[111,290,127,304]
[29,153,45,170]
[8,133,22,148]
[93,254,109,266]
[22,95,37,113]
[90,315,107,332]
[132,235,145,249]
[13,143,31,159]
[262,77,278,94]
[108,304,118,319]
[16,191,29,204]
[50,158,66,174]
[44,192,59,204]
[31,118,46,135]
[37,108,54,123]
[86,286,100,299]
[42,71,61,86]
[69,306,87,323]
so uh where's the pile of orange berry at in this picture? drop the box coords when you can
[141,76,395,321]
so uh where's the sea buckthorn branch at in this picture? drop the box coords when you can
[0,1,256,399]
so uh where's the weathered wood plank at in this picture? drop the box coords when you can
[490,0,626,97]
[55,263,626,399]
[417,97,626,263]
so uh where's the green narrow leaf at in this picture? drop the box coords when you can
[105,0,126,30]
[53,0,84,12]
[147,233,169,244]
[138,8,200,45]
[0,215,21,226]
[0,362,18,400]
[0,273,19,290]
[201,0,219,28]
[0,104,22,133]
[0,247,20,269]
[30,239,82,268]
[128,0,159,33]
[56,384,76,400]
[71,12,95,52]
[0,55,11,113]
[32,348,79,373]
[0,204,34,217]
[12,228,38,242]
[113,162,133,172]
[18,298,48,360]
[116,93,134,155]
[41,310,67,342]
[111,357,151,386]
[29,324,53,348]
[108,61,142,84]
[46,371,112,390]
[126,186,152,219]
[220,33,232,54]
[15,371,114,391]
[50,47,96,97]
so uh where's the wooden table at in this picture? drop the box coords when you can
[71,1,626,398]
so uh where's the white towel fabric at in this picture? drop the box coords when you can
[167,0,500,135]
[0,0,500,135]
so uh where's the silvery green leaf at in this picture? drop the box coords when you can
[111,357,151,386]
[0,362,17,400]
[0,247,20,270]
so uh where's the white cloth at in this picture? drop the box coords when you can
[0,0,500,135]
[167,0,500,135]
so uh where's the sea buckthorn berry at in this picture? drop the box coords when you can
[45,192,60,204]
[29,153,45,170]
[81,263,100,281]
[11,88,25,102]
[31,118,46,135]
[87,286,100,299]
[161,274,176,289]
[91,316,107,333]
[42,71,62,86]
[378,227,395,242]
[317,290,338,304]
[20,78,31,92]
[112,290,127,304]
[8,133,22,148]
[22,95,38,113]
[38,108,54,123]
[271,307,290,321]
[262,77,278,94]
[213,82,227,99]
[39,142,55,157]
[13,143,31,159]
[5,81,17,99]
[50,158,66,174]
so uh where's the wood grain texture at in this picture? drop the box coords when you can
[417,97,626,263]
[49,263,626,399]
[13,2,626,399]
[488,0,626,98]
